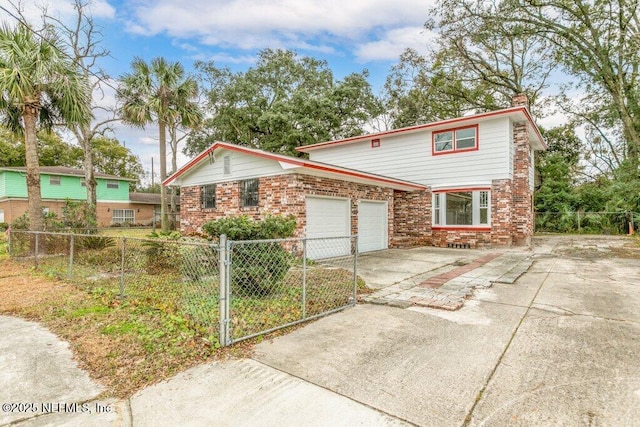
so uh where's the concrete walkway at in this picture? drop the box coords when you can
[3,235,639,426]
[360,246,534,310]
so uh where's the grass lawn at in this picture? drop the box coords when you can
[0,233,368,398]
[100,227,157,238]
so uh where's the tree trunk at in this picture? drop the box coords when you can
[159,120,168,233]
[80,125,98,230]
[169,126,178,229]
[23,106,43,232]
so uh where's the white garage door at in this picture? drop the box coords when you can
[357,200,388,253]
[305,196,350,259]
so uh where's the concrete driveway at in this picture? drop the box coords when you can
[3,235,639,426]
[253,235,640,426]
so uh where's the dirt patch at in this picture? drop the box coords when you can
[550,235,640,259]
[0,258,255,398]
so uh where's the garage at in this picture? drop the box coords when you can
[357,200,388,253]
[305,196,351,259]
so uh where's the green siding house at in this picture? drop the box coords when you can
[0,166,162,226]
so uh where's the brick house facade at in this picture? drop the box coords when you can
[166,96,544,251]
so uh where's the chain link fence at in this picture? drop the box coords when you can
[7,231,358,347]
[535,211,638,234]
[222,236,358,344]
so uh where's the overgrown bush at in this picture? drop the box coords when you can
[142,231,182,273]
[202,215,297,296]
[76,235,116,250]
[202,214,296,240]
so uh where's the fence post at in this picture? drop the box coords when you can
[219,234,230,347]
[34,232,39,268]
[352,235,358,306]
[119,237,126,298]
[68,235,74,279]
[7,229,11,256]
[302,237,307,320]
[577,212,581,234]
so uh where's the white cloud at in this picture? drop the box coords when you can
[355,26,437,62]
[124,0,434,53]
[1,0,115,27]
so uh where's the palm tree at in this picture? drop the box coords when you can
[0,23,90,231]
[118,57,201,232]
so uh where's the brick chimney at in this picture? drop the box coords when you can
[512,93,529,108]
[511,93,533,245]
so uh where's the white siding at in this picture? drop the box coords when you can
[308,118,512,186]
[176,149,288,186]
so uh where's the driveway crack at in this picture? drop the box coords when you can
[461,258,558,427]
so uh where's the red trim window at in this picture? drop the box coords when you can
[432,125,479,155]
[371,138,380,148]
[432,188,490,229]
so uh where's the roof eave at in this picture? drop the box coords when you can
[297,106,547,152]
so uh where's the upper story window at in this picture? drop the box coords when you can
[49,176,61,185]
[240,178,259,207]
[106,180,119,189]
[433,125,478,155]
[201,184,216,209]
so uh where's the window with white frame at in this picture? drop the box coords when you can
[106,180,119,189]
[49,176,61,185]
[433,125,478,154]
[433,190,490,227]
[112,209,134,224]
[433,193,441,225]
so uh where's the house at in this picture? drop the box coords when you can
[0,166,165,226]
[164,95,545,252]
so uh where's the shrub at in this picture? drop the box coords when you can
[202,214,296,241]
[142,231,182,273]
[76,235,116,250]
[0,222,8,232]
[231,242,292,296]
[203,215,297,296]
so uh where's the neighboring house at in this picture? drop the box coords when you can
[165,95,545,253]
[0,166,163,226]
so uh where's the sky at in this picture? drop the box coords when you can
[1,0,563,186]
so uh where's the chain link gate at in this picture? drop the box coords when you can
[218,235,358,345]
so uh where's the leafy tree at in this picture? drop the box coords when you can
[11,0,118,228]
[432,0,640,164]
[0,125,88,168]
[118,57,201,232]
[0,23,90,231]
[535,124,582,185]
[91,136,144,188]
[186,49,382,157]
[37,131,83,167]
[0,126,24,166]
[382,49,471,129]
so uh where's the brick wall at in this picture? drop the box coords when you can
[512,122,533,245]
[179,173,398,243]
[431,229,491,248]
[392,189,431,247]
[491,179,513,245]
